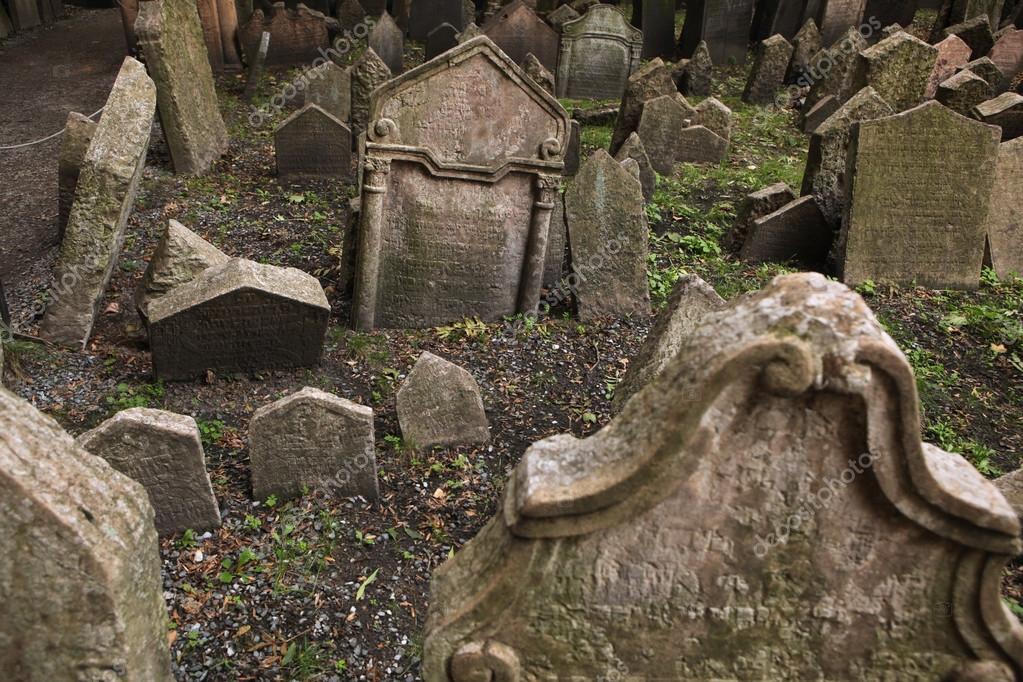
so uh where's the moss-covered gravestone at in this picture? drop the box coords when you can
[804,26,869,111]
[608,57,675,154]
[743,33,795,105]
[851,31,938,112]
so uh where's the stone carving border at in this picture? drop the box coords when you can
[555,4,643,99]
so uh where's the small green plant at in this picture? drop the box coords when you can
[196,418,225,446]
[106,381,165,413]
[243,514,262,532]
[176,528,198,550]
[356,568,379,601]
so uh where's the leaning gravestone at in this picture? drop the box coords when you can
[636,94,692,175]
[804,26,869,111]
[676,124,728,164]
[546,3,579,29]
[851,31,938,112]
[135,219,229,319]
[613,131,656,201]
[743,33,795,105]
[249,387,378,501]
[40,57,156,349]
[943,15,995,59]
[301,60,351,123]
[408,0,464,40]
[815,0,867,46]
[422,271,1023,681]
[740,195,831,264]
[350,47,392,141]
[973,92,1023,140]
[77,408,221,536]
[239,2,332,66]
[426,22,459,59]
[680,39,713,95]
[926,34,972,97]
[275,104,353,180]
[0,387,174,681]
[985,137,1023,278]
[989,28,1023,89]
[786,17,822,84]
[837,101,1001,289]
[148,258,331,380]
[555,4,642,100]
[396,352,490,448]
[751,0,806,41]
[693,96,732,141]
[565,150,650,319]
[352,37,568,329]
[336,0,367,30]
[482,0,559,72]
[609,57,675,155]
[541,192,568,288]
[368,11,403,74]
[677,0,756,64]
[57,112,96,240]
[136,0,228,175]
[961,56,1009,91]
[936,69,993,114]
[724,181,796,251]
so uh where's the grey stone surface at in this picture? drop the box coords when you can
[936,68,994,113]
[960,55,1006,89]
[242,30,271,102]
[274,104,353,179]
[995,465,1023,517]
[57,112,96,241]
[77,408,221,535]
[40,57,156,349]
[725,181,796,252]
[740,195,832,264]
[423,271,1023,681]
[541,191,568,288]
[676,124,729,164]
[301,60,351,123]
[677,0,755,64]
[984,136,1023,277]
[456,21,481,42]
[545,3,578,29]
[743,33,795,105]
[786,17,823,83]
[802,93,840,132]
[396,352,490,448]
[693,96,732,141]
[555,4,641,100]
[135,219,230,319]
[369,12,404,74]
[522,51,554,94]
[943,14,995,58]
[136,0,228,175]
[350,46,392,140]
[927,34,973,97]
[609,57,676,154]
[482,0,558,71]
[249,387,378,501]
[636,94,690,175]
[239,2,333,66]
[680,39,713,95]
[804,26,869,111]
[973,91,1023,139]
[0,387,173,681]
[563,119,580,175]
[852,31,938,111]
[613,131,656,202]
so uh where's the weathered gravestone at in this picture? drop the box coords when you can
[943,15,995,58]
[40,57,156,349]
[135,219,229,319]
[936,68,993,113]
[352,37,568,329]
[693,96,732,141]
[677,124,729,164]
[555,5,642,100]
[57,112,96,241]
[815,0,867,46]
[612,273,724,410]
[408,0,465,40]
[565,150,650,319]
[851,30,938,112]
[275,104,353,180]
[77,408,221,536]
[350,47,392,141]
[677,0,756,64]
[369,11,403,74]
[989,28,1023,89]
[422,271,1023,681]
[0,387,174,681]
[740,195,832,264]
[636,94,693,175]
[522,52,555,94]
[973,91,1023,139]
[804,26,870,111]
[640,0,675,59]
[609,57,675,155]
[837,100,1001,289]
[724,181,796,251]
[984,137,1023,277]
[751,0,807,41]
[136,0,229,175]
[546,3,579,29]
[680,39,713,95]
[243,30,270,102]
[426,22,460,59]
[148,258,331,380]
[541,192,568,288]
[457,21,482,42]
[960,55,1006,90]
[301,60,351,122]
[482,0,558,72]
[613,131,656,201]
[239,3,332,66]
[336,0,367,30]
[787,17,823,83]
[396,352,490,448]
[926,34,973,97]
[802,93,840,131]
[743,33,795,104]
[249,387,378,501]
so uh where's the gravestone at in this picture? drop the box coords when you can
[804,26,869,111]
[852,31,938,111]
[693,96,732,140]
[636,94,692,175]
[77,409,221,536]
[482,0,558,71]
[802,93,840,131]
[396,352,490,448]
[542,193,568,288]
[989,28,1023,88]
[564,120,581,175]
[680,39,713,95]
[926,34,973,97]
[677,0,756,64]
[943,15,995,58]
[985,137,1023,277]
[555,5,642,100]
[740,195,832,264]
[612,274,724,410]
[802,86,893,228]
[815,0,867,46]
[786,17,823,83]
[640,0,675,59]
[352,37,568,329]
[426,22,460,59]
[457,21,481,42]
[408,0,465,39]
[724,181,796,251]
[350,47,392,141]
[336,0,367,30]
[148,258,331,380]
[57,112,96,241]
[960,55,1005,90]
[135,220,229,319]
[677,125,728,164]
[936,69,993,113]
[752,0,807,41]
[613,131,656,202]
[743,33,795,105]
[973,91,1023,139]
[242,30,270,102]
[0,388,174,681]
[136,0,229,175]
[40,58,156,349]
[368,11,403,74]
[609,57,675,154]
[837,100,1001,289]
[565,150,650,319]
[249,387,378,501]
[239,2,332,66]
[302,61,351,122]
[422,272,1023,681]
[546,3,579,29]
[275,104,353,180]
[522,52,555,93]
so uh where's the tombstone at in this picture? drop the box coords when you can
[959,55,1006,90]
[936,69,994,113]
[724,181,796,251]
[275,104,353,180]
[740,195,831,264]
[609,57,675,154]
[693,96,732,140]
[350,47,392,141]
[542,193,568,288]
[242,30,271,101]
[426,22,460,58]
[57,113,96,242]
[863,0,918,32]
[336,0,367,29]
[985,137,1023,277]
[481,0,558,71]
[565,150,650,319]
[743,34,795,104]
[613,131,656,201]
[352,37,568,329]
[408,0,465,40]
[802,86,893,229]
[804,26,869,111]
[989,28,1023,88]
[995,466,1023,517]
[837,101,1001,289]
[786,17,823,83]
[926,34,973,97]
[677,125,728,164]
[422,271,1023,681]
[521,52,555,94]
[679,39,714,96]
[943,15,995,58]
[249,387,378,501]
[396,352,490,448]
[369,11,403,74]
[815,0,866,46]
[547,2,579,28]
[932,0,1003,39]
[636,95,692,175]
[851,31,938,111]
[612,274,724,410]
[40,58,155,349]
[751,0,807,41]
[77,409,221,536]
[136,0,229,175]
[677,0,756,64]
[148,258,331,380]
[0,388,174,681]
[555,5,642,99]
[973,91,1023,139]
[802,93,840,131]
[135,220,230,319]
[239,3,332,66]
[640,0,675,59]
[301,60,351,122]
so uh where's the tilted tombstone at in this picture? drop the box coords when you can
[0,387,174,680]
[57,112,96,241]
[613,131,656,201]
[249,387,378,501]
[243,30,271,102]
[786,17,822,83]
[973,91,1023,140]
[936,68,994,114]
[815,0,867,46]
[943,15,995,58]
[743,33,795,105]
[609,57,675,154]
[302,60,351,122]
[422,271,1023,682]
[959,55,1006,90]
[522,52,555,94]
[802,93,840,131]
[680,39,714,95]
[677,0,756,64]
[274,104,353,180]
[725,182,796,251]
[984,137,1023,277]
[239,2,332,66]
[804,26,869,111]
[148,258,331,380]
[740,195,832,264]
[546,2,579,29]
[77,408,221,536]
[555,4,642,100]
[541,192,568,288]
[350,47,392,141]
[396,352,491,448]
[136,0,229,175]
[851,31,938,112]
[482,0,559,72]
[636,94,692,175]
[837,101,1001,289]
[693,96,732,140]
[135,219,230,319]
[426,22,460,59]
[352,37,569,329]
[40,57,156,349]
[926,34,973,97]
[368,11,403,74]
[677,124,728,164]
[408,0,465,40]
[640,0,675,59]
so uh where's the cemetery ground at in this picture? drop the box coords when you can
[2,11,1023,680]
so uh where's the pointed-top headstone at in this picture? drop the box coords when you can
[368,11,403,74]
[350,46,392,139]
[482,0,559,71]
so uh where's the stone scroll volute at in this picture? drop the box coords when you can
[423,273,1023,681]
